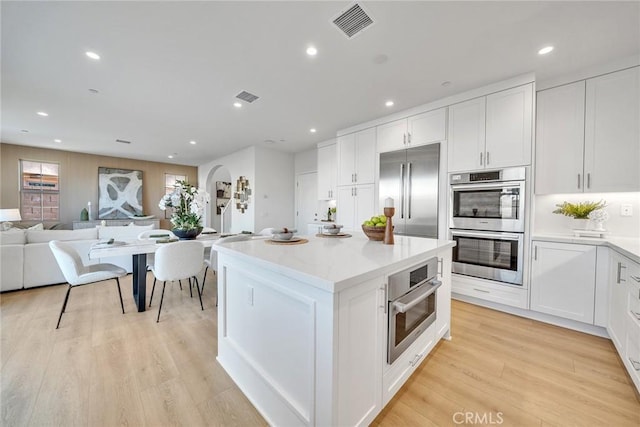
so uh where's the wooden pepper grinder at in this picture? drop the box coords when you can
[383,197,394,245]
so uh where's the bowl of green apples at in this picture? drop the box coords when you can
[361,214,391,241]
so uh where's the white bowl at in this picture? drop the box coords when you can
[273,232,294,240]
[325,227,342,235]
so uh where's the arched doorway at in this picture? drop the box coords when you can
[205,165,232,233]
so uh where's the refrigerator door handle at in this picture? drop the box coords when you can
[399,163,405,219]
[407,162,412,219]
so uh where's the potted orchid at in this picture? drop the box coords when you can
[159,180,210,239]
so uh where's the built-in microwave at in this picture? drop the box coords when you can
[450,167,526,233]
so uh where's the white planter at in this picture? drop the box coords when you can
[571,218,590,230]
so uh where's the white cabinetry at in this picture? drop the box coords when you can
[337,128,376,186]
[337,184,375,231]
[376,108,447,154]
[530,241,597,323]
[448,84,533,172]
[317,142,337,200]
[535,66,640,194]
[337,277,385,426]
[608,250,640,392]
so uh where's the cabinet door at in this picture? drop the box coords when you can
[530,241,596,324]
[535,81,586,194]
[609,251,630,351]
[485,83,533,169]
[317,143,336,200]
[448,97,486,172]
[337,277,384,426]
[376,119,407,154]
[337,186,356,230]
[355,128,376,184]
[354,184,375,227]
[337,133,356,187]
[408,108,447,148]
[584,66,640,192]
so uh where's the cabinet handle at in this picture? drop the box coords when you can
[629,357,640,371]
[354,187,357,197]
[480,152,483,166]
[354,173,357,183]
[403,133,407,145]
[617,262,626,283]
[409,353,422,367]
[407,162,412,219]
[400,163,405,219]
[486,152,490,165]
[587,173,591,189]
[577,174,581,190]
[408,132,412,144]
[534,245,538,260]
[473,288,490,293]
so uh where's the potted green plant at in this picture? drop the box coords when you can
[158,180,210,239]
[553,200,607,229]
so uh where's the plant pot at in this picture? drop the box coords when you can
[571,218,589,230]
[172,227,203,240]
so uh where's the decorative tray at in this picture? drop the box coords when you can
[572,229,608,238]
[92,240,127,249]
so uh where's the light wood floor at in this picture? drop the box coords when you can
[1,273,638,427]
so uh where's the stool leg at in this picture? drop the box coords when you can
[179,280,183,291]
[202,266,208,294]
[188,277,193,298]
[116,277,125,314]
[156,281,167,323]
[194,276,204,311]
[149,277,157,307]
[56,284,72,329]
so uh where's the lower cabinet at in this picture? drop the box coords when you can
[530,241,597,323]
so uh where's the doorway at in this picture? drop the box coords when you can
[295,172,318,232]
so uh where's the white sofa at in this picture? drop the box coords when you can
[0,224,155,292]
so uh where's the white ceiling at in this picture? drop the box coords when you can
[2,1,639,166]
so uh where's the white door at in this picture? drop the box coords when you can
[295,172,318,232]
[408,107,447,148]
[376,118,407,154]
[317,143,336,200]
[337,133,356,186]
[448,97,486,172]
[354,184,375,228]
[337,186,355,231]
[354,128,377,185]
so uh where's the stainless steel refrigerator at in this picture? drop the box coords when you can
[379,143,440,238]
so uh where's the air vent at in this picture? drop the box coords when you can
[236,91,259,103]
[332,3,374,39]
[115,139,131,144]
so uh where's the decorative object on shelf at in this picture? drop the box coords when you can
[588,208,609,231]
[215,181,232,215]
[158,180,210,239]
[98,167,143,219]
[383,198,395,245]
[234,176,251,213]
[327,207,336,221]
[553,200,607,230]
[87,201,93,220]
[80,208,89,221]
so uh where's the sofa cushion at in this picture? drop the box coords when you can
[0,229,27,245]
[97,224,154,241]
[1,244,24,291]
[26,228,98,244]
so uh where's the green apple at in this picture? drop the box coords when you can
[371,216,380,224]
[375,222,386,227]
[363,220,374,226]
[378,215,386,222]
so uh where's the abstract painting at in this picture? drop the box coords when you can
[98,167,143,219]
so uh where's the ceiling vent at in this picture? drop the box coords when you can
[331,3,375,39]
[115,139,131,144]
[236,91,259,103]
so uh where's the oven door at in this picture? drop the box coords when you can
[451,229,524,285]
[450,181,525,232]
[388,279,441,364]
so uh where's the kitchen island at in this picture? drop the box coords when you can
[215,234,455,426]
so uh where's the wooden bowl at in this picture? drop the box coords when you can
[362,225,387,241]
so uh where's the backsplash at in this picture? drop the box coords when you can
[533,192,640,237]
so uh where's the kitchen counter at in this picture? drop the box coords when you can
[215,235,455,426]
[533,233,640,263]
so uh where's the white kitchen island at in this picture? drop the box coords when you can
[215,234,455,426]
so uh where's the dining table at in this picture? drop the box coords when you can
[88,234,220,312]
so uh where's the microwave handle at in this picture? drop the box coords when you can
[392,280,441,313]
[451,230,521,241]
[450,182,522,191]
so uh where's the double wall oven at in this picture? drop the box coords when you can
[449,167,526,286]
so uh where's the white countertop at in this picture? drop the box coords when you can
[215,234,456,292]
[533,233,640,263]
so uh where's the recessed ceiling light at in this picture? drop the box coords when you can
[189,140,197,145]
[168,155,174,159]
[310,128,317,133]
[306,46,318,56]
[233,102,242,108]
[54,139,62,143]
[538,46,554,55]
[37,111,48,117]
[385,100,394,107]
[86,51,100,60]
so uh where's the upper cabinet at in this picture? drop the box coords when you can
[337,128,376,186]
[448,83,533,172]
[377,108,447,154]
[317,142,337,200]
[535,67,640,194]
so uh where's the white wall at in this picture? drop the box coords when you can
[199,146,256,233]
[533,192,640,238]
[294,148,317,175]
[254,146,295,232]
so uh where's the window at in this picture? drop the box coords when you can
[164,173,186,218]
[20,160,60,221]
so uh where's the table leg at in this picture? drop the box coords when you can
[132,253,147,312]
